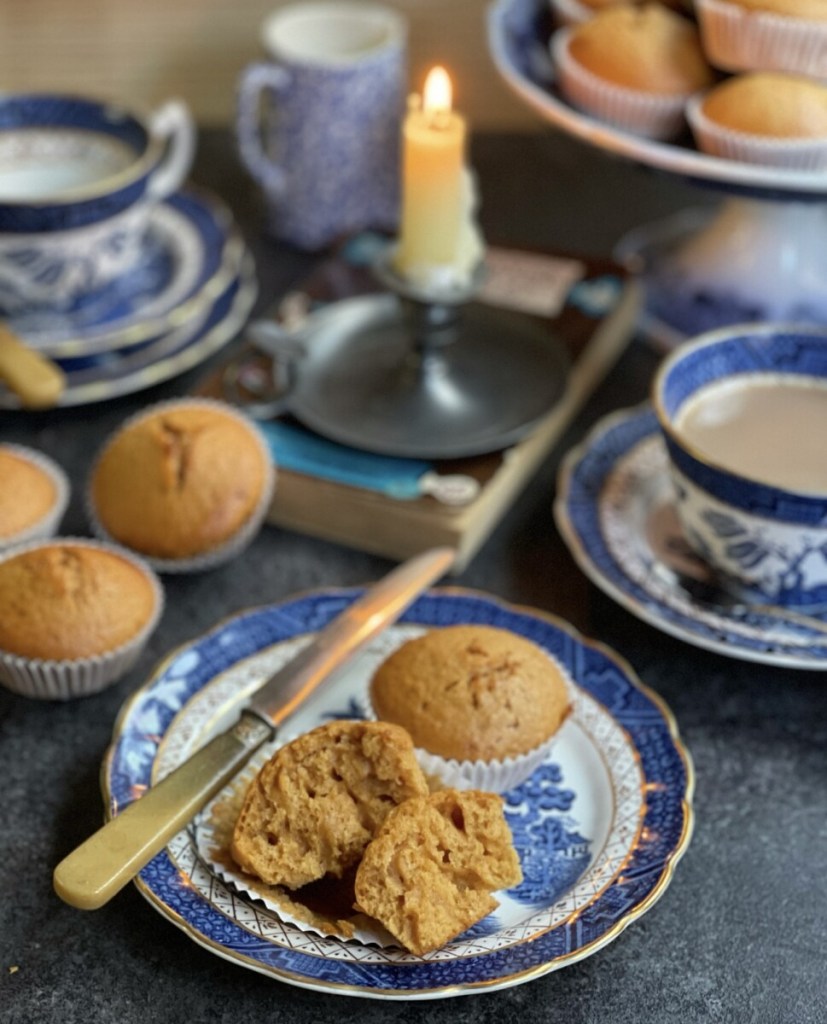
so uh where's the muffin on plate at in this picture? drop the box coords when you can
[696,0,827,79]
[88,398,275,572]
[0,444,69,549]
[553,3,716,140]
[0,537,164,699]
[687,72,827,168]
[354,788,523,955]
[231,720,429,890]
[368,624,572,792]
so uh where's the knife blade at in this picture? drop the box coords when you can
[53,546,455,911]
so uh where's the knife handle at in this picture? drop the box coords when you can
[53,714,272,910]
[0,325,66,409]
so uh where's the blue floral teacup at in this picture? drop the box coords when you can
[0,93,195,313]
[236,1,407,251]
[654,323,827,608]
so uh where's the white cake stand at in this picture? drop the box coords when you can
[488,0,827,347]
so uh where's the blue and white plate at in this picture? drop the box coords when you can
[9,188,243,357]
[104,588,692,999]
[555,405,827,669]
[0,254,257,409]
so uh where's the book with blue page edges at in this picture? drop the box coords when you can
[198,235,639,570]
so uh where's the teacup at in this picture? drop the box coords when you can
[653,323,827,608]
[236,1,407,250]
[0,93,195,313]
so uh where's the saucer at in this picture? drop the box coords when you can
[8,188,243,358]
[554,404,827,669]
[0,254,257,408]
[103,587,692,997]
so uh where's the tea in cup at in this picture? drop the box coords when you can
[236,1,407,250]
[653,323,827,608]
[0,93,195,313]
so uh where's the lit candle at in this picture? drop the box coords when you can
[394,66,484,290]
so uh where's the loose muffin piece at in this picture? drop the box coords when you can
[231,720,429,890]
[354,789,523,956]
[89,398,274,568]
[369,625,571,790]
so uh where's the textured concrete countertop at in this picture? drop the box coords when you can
[1,130,825,1024]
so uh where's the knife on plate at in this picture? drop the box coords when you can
[53,546,455,911]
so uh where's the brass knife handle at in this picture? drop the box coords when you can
[53,714,272,910]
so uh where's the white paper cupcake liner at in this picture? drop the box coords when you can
[0,443,70,550]
[0,537,165,700]
[696,0,827,78]
[86,397,276,574]
[686,92,827,168]
[552,29,692,140]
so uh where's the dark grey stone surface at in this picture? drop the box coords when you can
[1,131,825,1024]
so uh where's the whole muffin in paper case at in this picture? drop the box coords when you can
[368,624,572,792]
[0,538,163,699]
[89,398,274,571]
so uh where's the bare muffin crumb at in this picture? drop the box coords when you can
[354,789,523,956]
[0,448,57,539]
[369,625,571,762]
[231,720,429,890]
[0,543,157,660]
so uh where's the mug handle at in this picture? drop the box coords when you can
[236,62,290,196]
[146,99,197,200]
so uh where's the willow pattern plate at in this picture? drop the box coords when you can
[104,588,693,998]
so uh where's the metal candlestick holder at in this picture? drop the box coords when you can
[228,245,571,460]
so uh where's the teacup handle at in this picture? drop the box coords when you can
[236,62,290,196]
[146,99,197,200]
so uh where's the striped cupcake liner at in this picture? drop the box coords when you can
[696,0,827,79]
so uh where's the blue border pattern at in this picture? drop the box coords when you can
[106,590,691,995]
[558,406,827,663]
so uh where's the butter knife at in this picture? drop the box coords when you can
[53,546,455,911]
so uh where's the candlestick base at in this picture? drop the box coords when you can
[263,250,570,460]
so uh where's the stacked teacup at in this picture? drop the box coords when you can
[0,94,195,314]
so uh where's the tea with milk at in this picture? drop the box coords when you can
[674,375,827,494]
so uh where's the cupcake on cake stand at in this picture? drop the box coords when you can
[488,0,827,348]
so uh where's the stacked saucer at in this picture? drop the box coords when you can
[0,187,257,408]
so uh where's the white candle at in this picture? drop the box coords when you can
[394,66,483,289]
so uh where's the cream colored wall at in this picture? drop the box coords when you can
[0,0,536,131]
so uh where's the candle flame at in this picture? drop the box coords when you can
[423,66,452,115]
